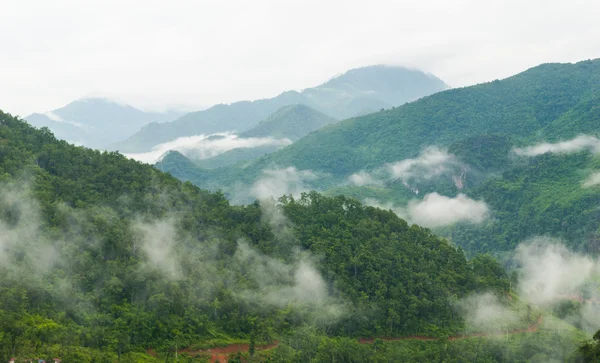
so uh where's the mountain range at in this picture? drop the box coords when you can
[111,65,448,153]
[157,59,600,255]
[26,98,182,149]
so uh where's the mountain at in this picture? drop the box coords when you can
[0,110,514,361]
[183,104,338,169]
[159,60,600,186]
[240,104,337,142]
[193,144,283,169]
[113,65,448,153]
[26,98,182,149]
[157,59,600,255]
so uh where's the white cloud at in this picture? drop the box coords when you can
[513,135,600,157]
[348,171,383,187]
[365,192,489,228]
[124,132,292,164]
[387,147,459,181]
[583,171,600,187]
[457,293,519,332]
[250,167,317,200]
[132,218,182,280]
[407,193,489,227]
[515,238,597,307]
[514,238,600,333]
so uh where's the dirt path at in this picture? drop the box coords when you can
[179,342,278,363]
[147,314,543,361]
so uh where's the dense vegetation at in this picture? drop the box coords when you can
[0,111,513,361]
[156,60,600,258]
[449,151,600,254]
[159,59,600,188]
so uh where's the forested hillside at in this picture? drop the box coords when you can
[160,59,600,189]
[0,111,513,362]
[156,60,600,257]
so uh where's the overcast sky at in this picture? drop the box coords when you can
[2,0,599,116]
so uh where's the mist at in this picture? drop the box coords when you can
[388,147,459,181]
[348,171,384,187]
[124,132,292,164]
[365,192,489,228]
[250,167,318,200]
[513,135,600,157]
[583,171,600,187]
[457,293,519,332]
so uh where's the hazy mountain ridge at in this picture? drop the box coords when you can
[156,60,600,255]
[159,59,600,188]
[113,65,448,153]
[25,98,182,149]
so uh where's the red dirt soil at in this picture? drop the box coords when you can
[178,342,279,363]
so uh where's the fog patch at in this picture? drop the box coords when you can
[365,193,489,228]
[515,237,600,333]
[515,238,597,306]
[408,193,489,227]
[251,167,317,200]
[348,171,384,187]
[513,135,600,157]
[231,201,344,324]
[132,217,182,280]
[387,147,460,181]
[457,293,519,332]
[125,132,292,164]
[0,182,62,274]
[583,171,600,187]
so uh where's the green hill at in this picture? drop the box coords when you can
[188,104,338,169]
[240,104,337,142]
[160,60,600,187]
[156,59,600,256]
[0,110,509,362]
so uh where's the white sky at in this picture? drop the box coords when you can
[2,0,599,116]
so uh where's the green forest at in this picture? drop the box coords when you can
[5,110,582,362]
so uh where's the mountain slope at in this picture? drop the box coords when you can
[26,98,182,149]
[0,110,506,361]
[114,65,448,153]
[160,59,600,190]
[240,104,337,141]
[184,104,338,169]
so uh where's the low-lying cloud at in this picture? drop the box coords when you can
[457,293,519,332]
[515,238,598,306]
[583,171,600,187]
[513,135,600,157]
[348,171,384,187]
[125,132,292,164]
[388,147,459,181]
[407,193,489,227]
[515,237,600,333]
[348,147,465,192]
[132,217,182,279]
[365,192,489,228]
[251,167,317,200]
